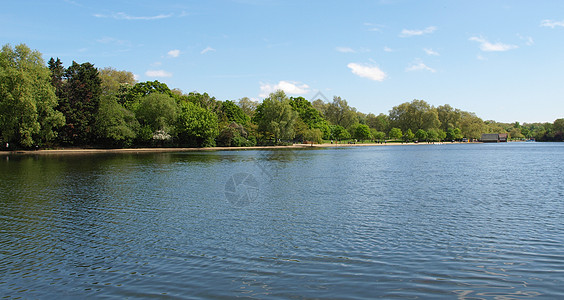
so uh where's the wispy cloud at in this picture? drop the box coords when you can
[383,46,393,52]
[400,26,437,37]
[423,48,439,56]
[347,62,387,81]
[259,80,309,98]
[96,37,130,46]
[406,60,436,73]
[469,36,518,52]
[145,70,172,77]
[518,35,534,46]
[94,12,173,21]
[336,47,356,53]
[200,46,216,54]
[540,19,564,28]
[364,22,385,32]
[167,49,181,58]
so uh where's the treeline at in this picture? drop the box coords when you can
[1,44,563,149]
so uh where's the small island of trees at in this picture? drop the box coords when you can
[1,44,563,150]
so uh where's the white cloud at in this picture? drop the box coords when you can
[200,46,216,54]
[469,36,518,52]
[518,34,534,46]
[133,74,140,81]
[259,80,310,98]
[336,47,356,53]
[167,49,180,58]
[406,61,436,73]
[145,70,172,77]
[383,46,393,52]
[424,48,439,56]
[347,63,387,81]
[400,26,437,37]
[541,19,564,28]
[94,12,173,21]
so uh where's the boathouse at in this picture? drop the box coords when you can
[481,133,508,143]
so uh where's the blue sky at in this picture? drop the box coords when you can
[2,0,564,123]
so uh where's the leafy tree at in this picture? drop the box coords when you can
[99,67,136,96]
[329,125,350,141]
[553,118,564,141]
[388,127,403,140]
[403,128,415,142]
[366,113,390,132]
[176,101,219,147]
[237,97,258,118]
[56,61,102,145]
[354,124,372,141]
[437,104,462,132]
[48,57,65,98]
[437,129,447,142]
[217,122,254,147]
[415,129,427,142]
[371,129,386,141]
[459,111,485,140]
[324,96,358,129]
[95,95,138,147]
[303,128,323,144]
[289,96,330,138]
[427,128,439,142]
[221,100,250,125]
[389,99,441,133]
[122,80,173,110]
[253,90,298,143]
[135,93,178,136]
[0,44,65,147]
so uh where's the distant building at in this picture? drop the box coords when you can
[481,133,508,143]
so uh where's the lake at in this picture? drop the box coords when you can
[1,143,563,299]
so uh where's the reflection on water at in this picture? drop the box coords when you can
[1,143,564,298]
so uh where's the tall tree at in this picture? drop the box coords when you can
[389,99,441,133]
[57,61,102,145]
[99,67,136,96]
[176,101,219,147]
[324,96,358,129]
[0,44,65,147]
[253,90,298,143]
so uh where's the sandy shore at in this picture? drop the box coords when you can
[0,141,470,155]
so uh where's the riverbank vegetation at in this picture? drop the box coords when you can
[2,44,563,149]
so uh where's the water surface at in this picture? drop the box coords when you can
[1,143,563,298]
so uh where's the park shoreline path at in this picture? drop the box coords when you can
[1,142,477,155]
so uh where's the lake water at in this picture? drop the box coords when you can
[1,143,563,299]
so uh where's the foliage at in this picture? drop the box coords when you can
[122,80,173,111]
[388,127,403,140]
[323,96,358,129]
[389,100,440,133]
[95,95,138,147]
[303,128,323,144]
[56,60,102,145]
[403,128,415,142]
[253,90,298,143]
[135,93,178,136]
[176,101,219,147]
[354,124,372,141]
[220,100,250,125]
[0,44,65,147]
[415,129,427,141]
[99,67,136,97]
[329,125,350,141]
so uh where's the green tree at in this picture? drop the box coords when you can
[56,61,102,145]
[427,128,439,142]
[176,101,219,147]
[221,100,250,125]
[289,96,330,138]
[354,124,372,141]
[389,99,441,132]
[437,129,447,142]
[253,90,298,143]
[99,67,136,96]
[324,96,358,129]
[237,97,259,118]
[135,93,178,136]
[403,128,415,142]
[415,129,427,142]
[388,127,403,140]
[1,44,65,148]
[329,125,350,141]
[371,129,386,141]
[95,95,138,147]
[122,80,173,110]
[552,118,564,141]
[303,128,323,144]
[366,113,390,132]
[459,111,485,140]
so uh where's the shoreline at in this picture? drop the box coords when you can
[0,141,477,155]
